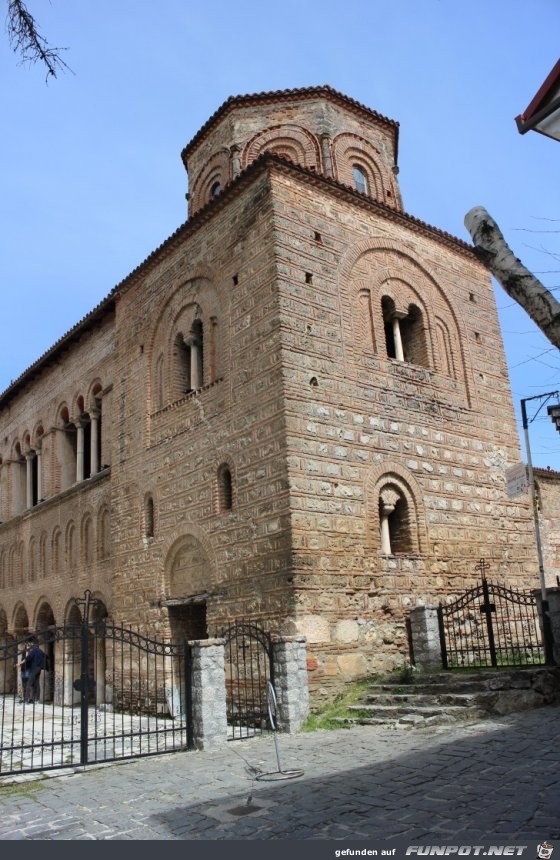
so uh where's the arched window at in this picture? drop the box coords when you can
[210,180,221,198]
[82,516,94,564]
[352,164,368,195]
[145,496,155,539]
[28,537,36,582]
[99,508,111,559]
[174,319,204,397]
[52,528,61,574]
[379,486,412,555]
[217,464,233,512]
[40,533,47,579]
[381,298,429,368]
[155,353,164,410]
[66,523,76,575]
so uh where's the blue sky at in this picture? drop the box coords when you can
[1,0,559,467]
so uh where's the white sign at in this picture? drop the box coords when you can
[505,463,528,498]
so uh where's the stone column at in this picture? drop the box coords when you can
[190,638,227,750]
[76,421,85,482]
[185,335,201,390]
[379,488,400,554]
[392,316,404,362]
[230,143,241,179]
[535,587,560,665]
[320,133,333,177]
[271,635,309,732]
[90,408,100,476]
[408,606,443,670]
[25,453,34,509]
[36,447,42,503]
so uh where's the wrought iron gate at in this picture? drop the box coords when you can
[0,610,192,777]
[437,578,545,669]
[219,622,273,740]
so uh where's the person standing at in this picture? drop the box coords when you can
[16,641,30,703]
[24,636,45,704]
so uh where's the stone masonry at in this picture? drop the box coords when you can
[0,86,542,703]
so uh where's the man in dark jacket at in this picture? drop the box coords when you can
[24,637,45,704]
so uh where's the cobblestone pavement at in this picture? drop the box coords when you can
[0,705,559,841]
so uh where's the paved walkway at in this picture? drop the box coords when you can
[0,705,559,841]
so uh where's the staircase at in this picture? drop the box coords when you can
[334,667,560,729]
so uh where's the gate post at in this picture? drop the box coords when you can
[190,638,228,750]
[408,606,442,670]
[535,587,560,665]
[271,635,309,732]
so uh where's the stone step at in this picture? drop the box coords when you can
[331,668,560,730]
[362,692,478,707]
[347,703,482,719]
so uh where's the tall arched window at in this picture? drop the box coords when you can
[217,464,233,512]
[174,319,204,397]
[381,298,429,368]
[352,164,368,195]
[145,496,155,539]
[379,486,412,555]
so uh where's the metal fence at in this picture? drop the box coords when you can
[0,618,192,777]
[218,621,273,740]
[437,578,545,669]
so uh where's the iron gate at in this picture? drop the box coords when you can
[437,578,545,669]
[219,622,273,740]
[0,615,192,776]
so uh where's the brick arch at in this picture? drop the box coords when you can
[189,148,231,214]
[338,238,471,405]
[31,420,45,449]
[81,510,95,565]
[242,124,321,171]
[365,461,428,555]
[162,524,217,600]
[34,598,56,630]
[12,601,29,636]
[380,277,434,368]
[332,132,396,206]
[64,599,82,625]
[85,378,104,410]
[214,457,235,514]
[147,275,221,414]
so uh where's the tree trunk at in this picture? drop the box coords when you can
[465,206,560,349]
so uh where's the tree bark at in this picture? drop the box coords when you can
[465,206,560,349]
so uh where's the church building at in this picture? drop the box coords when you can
[0,86,539,691]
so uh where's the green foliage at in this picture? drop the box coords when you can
[301,678,373,731]
[0,778,43,796]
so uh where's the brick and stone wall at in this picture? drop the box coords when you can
[0,87,543,705]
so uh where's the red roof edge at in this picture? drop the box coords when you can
[515,58,560,132]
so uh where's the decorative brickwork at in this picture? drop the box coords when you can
[0,87,543,703]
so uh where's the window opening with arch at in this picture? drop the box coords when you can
[145,496,155,539]
[381,297,429,367]
[352,164,368,195]
[217,464,233,512]
[379,486,413,555]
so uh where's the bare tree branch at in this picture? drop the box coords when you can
[6,0,71,80]
[465,206,560,350]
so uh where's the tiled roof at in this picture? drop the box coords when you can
[180,85,400,165]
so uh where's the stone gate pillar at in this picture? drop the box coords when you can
[535,587,560,665]
[190,638,227,750]
[271,635,309,732]
[408,606,442,670]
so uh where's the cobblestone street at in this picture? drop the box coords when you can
[0,704,559,841]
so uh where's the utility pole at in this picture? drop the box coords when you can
[520,391,560,665]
